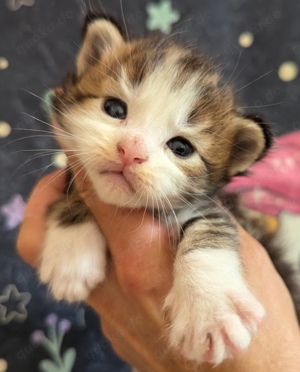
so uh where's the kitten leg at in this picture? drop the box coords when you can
[164,210,265,365]
[39,195,106,302]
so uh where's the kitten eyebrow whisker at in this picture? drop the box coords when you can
[230,63,248,84]
[120,0,130,44]
[223,50,243,87]
[234,69,274,94]
[239,101,283,109]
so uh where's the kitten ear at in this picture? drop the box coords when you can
[228,114,273,176]
[77,14,124,75]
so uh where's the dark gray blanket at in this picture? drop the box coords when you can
[1,0,299,371]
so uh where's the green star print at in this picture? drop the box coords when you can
[146,0,180,34]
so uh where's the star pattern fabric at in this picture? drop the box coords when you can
[146,0,180,34]
[0,285,31,324]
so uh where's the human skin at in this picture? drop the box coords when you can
[17,169,300,372]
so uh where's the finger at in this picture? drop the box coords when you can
[17,170,66,266]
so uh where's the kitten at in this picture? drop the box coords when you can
[39,13,272,365]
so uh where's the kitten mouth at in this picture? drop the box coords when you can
[100,170,135,193]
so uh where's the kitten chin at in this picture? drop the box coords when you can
[37,11,299,367]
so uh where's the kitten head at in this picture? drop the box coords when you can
[51,15,272,209]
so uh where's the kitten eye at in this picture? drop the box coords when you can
[167,137,194,158]
[103,98,127,119]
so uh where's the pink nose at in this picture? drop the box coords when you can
[117,139,148,167]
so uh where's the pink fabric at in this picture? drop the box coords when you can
[225,131,300,216]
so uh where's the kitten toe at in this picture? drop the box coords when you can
[165,287,264,365]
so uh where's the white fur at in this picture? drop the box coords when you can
[164,249,265,365]
[39,219,107,302]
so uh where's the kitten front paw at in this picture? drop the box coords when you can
[164,251,265,365]
[39,220,106,302]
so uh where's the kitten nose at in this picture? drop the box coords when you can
[117,139,148,166]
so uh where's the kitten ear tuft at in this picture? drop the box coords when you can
[228,114,273,176]
[77,13,124,76]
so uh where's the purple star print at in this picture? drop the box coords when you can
[1,194,26,230]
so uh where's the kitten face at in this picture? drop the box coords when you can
[51,18,270,209]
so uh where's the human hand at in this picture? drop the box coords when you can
[17,169,300,372]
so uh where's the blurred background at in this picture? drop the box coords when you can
[0,0,300,371]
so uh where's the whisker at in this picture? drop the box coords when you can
[158,194,175,249]
[239,101,283,109]
[223,50,242,87]
[234,69,274,94]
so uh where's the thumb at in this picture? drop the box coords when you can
[17,170,67,266]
